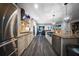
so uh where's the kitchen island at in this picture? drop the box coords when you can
[52,34,79,56]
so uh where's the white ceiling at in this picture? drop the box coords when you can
[17,3,79,24]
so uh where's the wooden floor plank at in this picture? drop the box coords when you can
[22,35,56,56]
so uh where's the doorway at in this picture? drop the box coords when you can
[37,26,45,35]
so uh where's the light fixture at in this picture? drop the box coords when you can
[64,3,70,22]
[64,16,70,21]
[64,3,68,5]
[34,4,38,9]
[52,14,55,25]
[52,22,56,25]
[53,14,55,17]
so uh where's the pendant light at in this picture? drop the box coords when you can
[64,3,70,23]
[52,14,55,25]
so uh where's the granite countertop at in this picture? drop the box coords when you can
[46,31,79,39]
[17,32,32,37]
[53,34,79,39]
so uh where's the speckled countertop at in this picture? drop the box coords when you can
[53,34,79,39]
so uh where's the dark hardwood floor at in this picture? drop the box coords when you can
[22,35,56,56]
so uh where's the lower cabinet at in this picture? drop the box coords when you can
[52,35,61,56]
[52,35,78,56]
[17,33,34,55]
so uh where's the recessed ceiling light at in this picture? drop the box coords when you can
[34,4,38,9]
